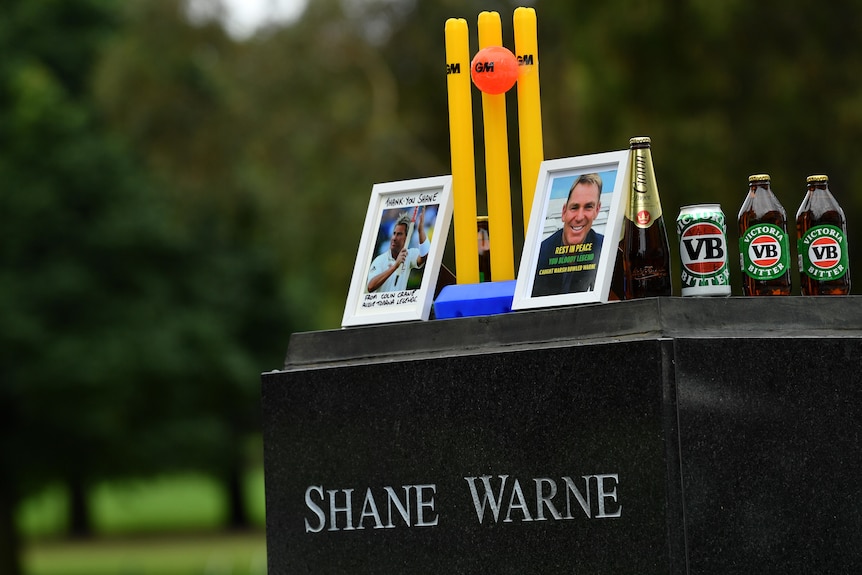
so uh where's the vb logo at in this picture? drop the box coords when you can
[808,236,841,269]
[681,222,726,274]
[748,235,782,267]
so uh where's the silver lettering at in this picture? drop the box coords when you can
[304,485,326,533]
[534,477,563,521]
[465,475,507,523]
[594,474,622,518]
[358,487,384,529]
[563,476,591,518]
[327,488,355,531]
[503,479,533,523]
[415,484,439,527]
[384,486,411,528]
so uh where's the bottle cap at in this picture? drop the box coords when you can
[629,136,651,145]
[748,174,770,183]
[806,174,828,183]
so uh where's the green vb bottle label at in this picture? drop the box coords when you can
[739,223,791,280]
[797,224,849,281]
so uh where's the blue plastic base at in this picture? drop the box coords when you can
[432,280,517,319]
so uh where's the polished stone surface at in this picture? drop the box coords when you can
[675,337,862,574]
[262,297,862,574]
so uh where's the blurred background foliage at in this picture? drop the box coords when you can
[3,0,862,572]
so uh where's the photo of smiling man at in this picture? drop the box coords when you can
[532,172,606,297]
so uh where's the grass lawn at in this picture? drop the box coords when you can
[24,532,266,575]
[19,468,267,575]
[19,469,266,537]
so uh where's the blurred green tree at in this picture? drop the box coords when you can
[535,0,862,291]
[6,1,862,571]
[89,0,862,323]
[0,0,291,571]
[93,0,293,532]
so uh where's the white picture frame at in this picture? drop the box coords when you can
[512,150,630,310]
[342,175,454,327]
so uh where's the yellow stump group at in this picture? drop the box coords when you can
[444,7,544,284]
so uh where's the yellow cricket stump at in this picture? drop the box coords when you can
[514,7,543,235]
[444,7,543,286]
[445,18,480,285]
[478,11,515,282]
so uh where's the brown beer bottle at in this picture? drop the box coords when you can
[622,136,672,298]
[795,175,851,295]
[477,216,491,282]
[609,241,626,300]
[737,174,792,296]
[609,216,626,300]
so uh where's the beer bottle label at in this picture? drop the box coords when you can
[629,148,662,229]
[797,224,849,281]
[738,223,791,280]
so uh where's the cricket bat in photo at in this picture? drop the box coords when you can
[397,206,419,282]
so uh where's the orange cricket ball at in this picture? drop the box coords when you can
[470,46,519,94]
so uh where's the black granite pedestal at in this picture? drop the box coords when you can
[261,297,862,574]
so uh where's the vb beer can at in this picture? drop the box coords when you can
[676,204,731,296]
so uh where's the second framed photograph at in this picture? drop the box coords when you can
[512,150,630,311]
[342,175,453,327]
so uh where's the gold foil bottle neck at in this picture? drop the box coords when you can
[630,144,656,194]
[628,140,662,224]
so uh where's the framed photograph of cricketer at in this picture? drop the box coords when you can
[512,150,630,311]
[342,175,454,327]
